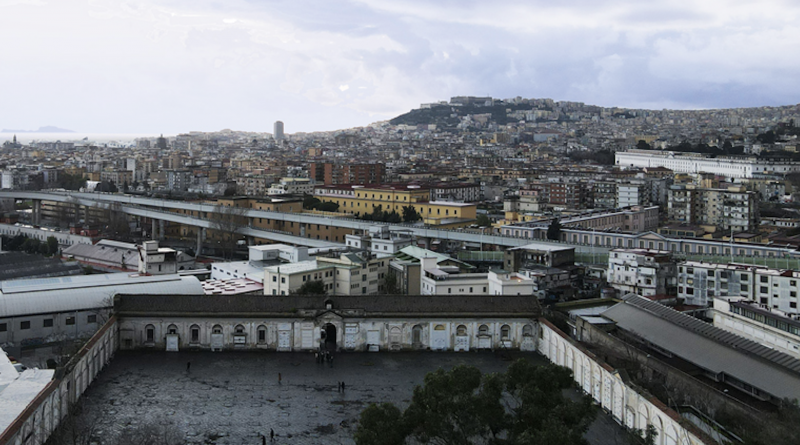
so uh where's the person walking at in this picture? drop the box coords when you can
[186,361,191,373]
[261,433,267,445]
[278,372,282,385]
[270,429,275,442]
[341,381,345,392]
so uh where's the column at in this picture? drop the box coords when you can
[33,199,41,225]
[151,219,158,240]
[196,229,203,257]
[159,220,165,241]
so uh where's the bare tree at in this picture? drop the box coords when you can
[208,203,248,259]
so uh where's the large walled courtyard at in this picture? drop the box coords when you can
[59,350,625,445]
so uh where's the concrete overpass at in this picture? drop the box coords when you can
[3,190,797,259]
[0,190,593,252]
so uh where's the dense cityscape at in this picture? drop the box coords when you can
[1,96,800,444]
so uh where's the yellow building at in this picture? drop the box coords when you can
[314,184,476,227]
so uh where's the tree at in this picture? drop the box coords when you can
[46,236,59,256]
[636,140,652,150]
[354,359,596,445]
[547,218,562,241]
[209,203,248,260]
[383,270,401,294]
[290,280,326,295]
[402,205,422,223]
[476,214,491,227]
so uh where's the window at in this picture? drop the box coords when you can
[258,326,267,343]
[478,324,489,336]
[761,276,769,283]
[43,318,54,328]
[66,316,76,325]
[456,325,467,336]
[501,325,510,340]
[235,325,245,334]
[212,325,223,334]
[20,321,31,330]
[522,324,533,337]
[281,277,286,283]
[761,286,768,294]
[191,325,200,343]
[0,323,6,332]
[87,314,97,324]
[146,325,155,342]
[272,276,277,282]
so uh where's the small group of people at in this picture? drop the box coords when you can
[315,350,334,367]
[260,428,275,444]
[337,381,346,392]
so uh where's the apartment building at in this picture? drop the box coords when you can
[267,178,314,195]
[668,185,759,232]
[607,249,677,297]
[309,162,385,185]
[678,261,800,312]
[314,184,477,227]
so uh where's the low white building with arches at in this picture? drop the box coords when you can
[115,294,540,353]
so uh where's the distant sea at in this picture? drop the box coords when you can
[0,133,163,144]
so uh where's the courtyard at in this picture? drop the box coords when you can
[65,350,625,444]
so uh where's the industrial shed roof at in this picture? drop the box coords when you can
[0,274,204,318]
[601,294,800,401]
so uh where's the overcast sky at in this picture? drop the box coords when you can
[2,0,800,134]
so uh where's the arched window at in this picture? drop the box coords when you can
[257,325,267,344]
[478,324,489,336]
[434,324,446,331]
[456,325,467,336]
[501,325,510,340]
[145,324,155,343]
[190,325,200,343]
[234,324,245,334]
[522,324,533,337]
[212,324,223,334]
[167,324,178,335]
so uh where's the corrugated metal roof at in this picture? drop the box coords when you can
[0,274,204,318]
[602,295,800,400]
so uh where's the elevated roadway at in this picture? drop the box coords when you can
[0,190,595,251]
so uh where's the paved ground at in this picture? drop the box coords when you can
[72,350,625,445]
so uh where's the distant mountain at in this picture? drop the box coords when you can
[1,126,75,133]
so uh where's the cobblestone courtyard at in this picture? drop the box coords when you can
[70,350,624,444]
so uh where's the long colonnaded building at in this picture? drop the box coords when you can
[115,294,540,352]
[615,149,800,178]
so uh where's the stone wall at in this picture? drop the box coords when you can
[0,317,118,445]
[538,318,715,445]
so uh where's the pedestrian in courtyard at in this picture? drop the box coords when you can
[278,372,282,385]
[270,428,275,441]
[261,433,266,445]
[341,381,345,392]
[186,361,191,373]
[329,354,334,368]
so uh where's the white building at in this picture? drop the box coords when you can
[711,297,800,360]
[345,226,414,255]
[607,249,677,297]
[616,149,800,179]
[137,241,195,275]
[267,178,314,195]
[264,252,389,296]
[420,257,534,296]
[678,261,800,312]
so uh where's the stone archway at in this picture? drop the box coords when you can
[322,323,337,351]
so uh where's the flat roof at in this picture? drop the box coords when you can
[263,260,331,275]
